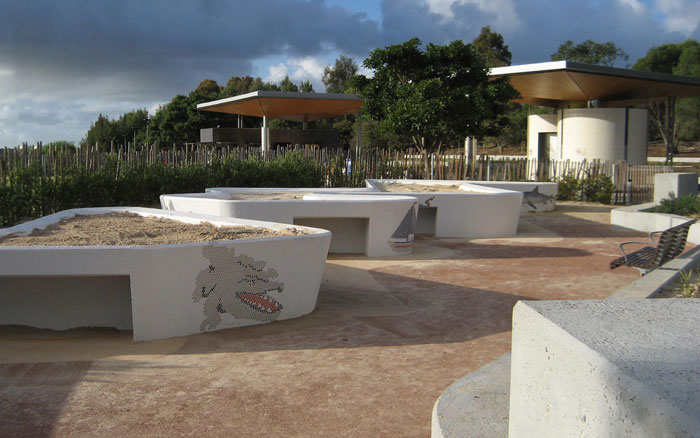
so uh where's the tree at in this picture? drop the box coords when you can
[299,80,314,93]
[634,39,700,163]
[323,55,358,94]
[278,75,299,92]
[320,55,360,148]
[353,38,519,176]
[43,140,76,154]
[672,42,700,142]
[472,26,511,68]
[195,79,223,96]
[551,40,628,66]
[472,27,520,153]
[82,109,149,150]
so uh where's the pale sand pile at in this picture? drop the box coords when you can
[380,183,474,193]
[0,212,305,247]
[229,192,311,200]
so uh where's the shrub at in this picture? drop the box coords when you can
[653,194,700,216]
[557,174,614,204]
[581,174,614,204]
[557,176,580,201]
[0,153,325,227]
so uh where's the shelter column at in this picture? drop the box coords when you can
[261,116,270,153]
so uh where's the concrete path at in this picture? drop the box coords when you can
[0,203,645,437]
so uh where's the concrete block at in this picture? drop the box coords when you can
[162,190,418,257]
[0,207,331,341]
[654,173,698,205]
[510,299,700,438]
[365,179,523,237]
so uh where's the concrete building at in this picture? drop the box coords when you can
[491,61,700,165]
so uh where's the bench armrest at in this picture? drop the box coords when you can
[618,241,653,258]
[649,231,663,244]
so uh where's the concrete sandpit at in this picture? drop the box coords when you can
[162,189,419,257]
[0,207,331,341]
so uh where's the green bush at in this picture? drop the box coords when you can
[0,152,325,227]
[557,174,614,204]
[653,194,700,216]
[581,174,614,204]
[557,176,580,201]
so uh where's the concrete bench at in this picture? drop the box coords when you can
[161,190,418,257]
[0,207,331,341]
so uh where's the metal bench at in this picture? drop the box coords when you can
[610,219,696,274]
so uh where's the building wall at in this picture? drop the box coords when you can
[527,108,648,165]
[527,114,558,159]
[626,108,649,165]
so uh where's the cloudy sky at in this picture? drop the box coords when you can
[1,0,698,147]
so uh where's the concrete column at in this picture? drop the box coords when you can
[261,116,270,153]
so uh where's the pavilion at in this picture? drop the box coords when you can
[197,91,364,151]
[490,61,700,164]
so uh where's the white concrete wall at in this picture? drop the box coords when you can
[654,173,699,204]
[161,191,419,257]
[527,108,648,165]
[0,208,331,341]
[510,299,700,437]
[527,114,558,160]
[365,179,523,238]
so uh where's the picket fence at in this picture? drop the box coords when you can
[0,142,682,204]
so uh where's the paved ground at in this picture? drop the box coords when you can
[0,202,646,438]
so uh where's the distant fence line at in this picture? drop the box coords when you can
[0,143,679,204]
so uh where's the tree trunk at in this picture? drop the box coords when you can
[650,97,678,165]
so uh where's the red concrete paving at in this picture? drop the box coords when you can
[0,203,648,437]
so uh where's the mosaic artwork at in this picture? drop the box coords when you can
[193,245,284,331]
[389,203,417,250]
[522,186,555,212]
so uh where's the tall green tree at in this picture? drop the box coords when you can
[551,40,628,66]
[471,27,524,153]
[82,109,149,150]
[320,55,359,148]
[323,55,358,93]
[472,26,511,68]
[353,38,519,176]
[634,39,700,163]
[672,42,700,141]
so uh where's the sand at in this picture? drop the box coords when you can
[229,192,311,200]
[380,182,472,193]
[0,212,304,247]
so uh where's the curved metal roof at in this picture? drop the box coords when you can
[197,91,364,122]
[490,61,700,107]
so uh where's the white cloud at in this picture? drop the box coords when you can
[147,102,164,117]
[654,0,700,34]
[264,57,326,91]
[425,0,520,29]
[289,57,326,82]
[616,0,646,14]
[265,63,289,84]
